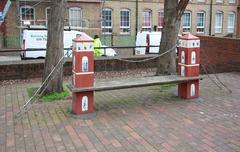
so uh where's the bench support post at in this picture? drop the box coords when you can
[71,34,96,119]
[177,33,200,99]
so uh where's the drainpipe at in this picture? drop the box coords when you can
[135,0,138,38]
[16,0,22,47]
[209,0,213,36]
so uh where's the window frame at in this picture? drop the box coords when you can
[20,5,35,26]
[120,9,131,35]
[101,8,113,34]
[182,11,192,32]
[216,0,223,3]
[227,12,235,33]
[228,0,236,3]
[196,11,205,33]
[215,11,223,33]
[142,9,152,31]
[158,10,164,31]
[69,7,83,28]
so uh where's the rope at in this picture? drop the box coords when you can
[201,49,232,93]
[115,45,177,63]
[15,51,71,120]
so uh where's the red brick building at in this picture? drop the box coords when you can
[0,0,101,48]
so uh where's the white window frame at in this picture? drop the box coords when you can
[69,7,83,28]
[142,9,152,31]
[227,12,235,33]
[215,11,223,33]
[101,8,113,34]
[228,0,236,3]
[216,0,223,3]
[158,10,164,31]
[20,5,35,26]
[196,11,205,33]
[182,11,192,32]
[120,9,130,34]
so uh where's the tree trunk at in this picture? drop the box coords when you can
[156,0,188,75]
[42,0,66,94]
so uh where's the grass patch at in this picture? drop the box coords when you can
[27,86,70,102]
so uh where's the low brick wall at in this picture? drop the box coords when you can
[0,55,158,80]
[199,36,240,73]
[0,36,239,80]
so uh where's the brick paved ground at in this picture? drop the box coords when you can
[0,72,240,152]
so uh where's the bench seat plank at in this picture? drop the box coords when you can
[68,75,204,93]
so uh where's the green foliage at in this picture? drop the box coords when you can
[41,90,70,102]
[27,86,70,102]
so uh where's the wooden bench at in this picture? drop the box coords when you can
[68,75,204,93]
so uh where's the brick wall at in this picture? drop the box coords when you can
[0,56,158,80]
[199,36,240,73]
[0,36,239,80]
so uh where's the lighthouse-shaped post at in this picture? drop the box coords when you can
[178,33,200,99]
[71,34,96,119]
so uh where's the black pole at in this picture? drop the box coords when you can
[135,0,139,38]
[209,0,213,36]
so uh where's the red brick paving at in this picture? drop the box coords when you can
[0,73,240,152]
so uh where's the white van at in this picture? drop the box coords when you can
[21,30,117,59]
[135,31,162,55]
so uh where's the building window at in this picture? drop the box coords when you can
[182,11,191,32]
[227,12,235,33]
[142,9,151,31]
[197,0,205,2]
[102,8,112,34]
[69,7,82,28]
[120,9,130,34]
[196,11,205,33]
[20,6,35,25]
[228,0,236,3]
[216,0,223,3]
[158,11,164,31]
[215,11,223,33]
[45,7,50,27]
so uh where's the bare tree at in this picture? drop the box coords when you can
[156,0,189,75]
[42,0,66,94]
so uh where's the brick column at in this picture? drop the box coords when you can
[71,34,96,119]
[178,33,200,99]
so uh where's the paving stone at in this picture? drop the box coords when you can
[0,73,240,151]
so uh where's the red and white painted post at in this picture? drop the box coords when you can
[71,34,96,119]
[178,33,200,99]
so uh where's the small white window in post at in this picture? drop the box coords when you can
[82,96,88,112]
[82,56,88,72]
[181,66,185,77]
[181,51,185,64]
[191,51,196,64]
[190,84,196,97]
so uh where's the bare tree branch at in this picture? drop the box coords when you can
[176,0,189,19]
